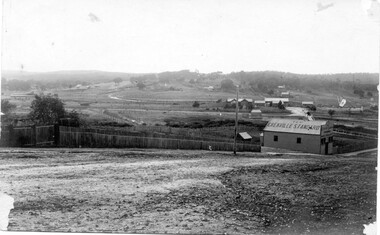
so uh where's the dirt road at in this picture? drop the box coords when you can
[0,148,376,234]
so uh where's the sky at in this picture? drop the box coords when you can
[1,0,379,74]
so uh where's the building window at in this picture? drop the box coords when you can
[297,137,301,144]
[321,138,325,144]
[328,136,333,142]
[274,135,278,142]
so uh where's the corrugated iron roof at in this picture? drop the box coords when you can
[302,101,314,105]
[254,100,265,103]
[265,98,289,103]
[251,109,262,113]
[239,132,252,139]
[227,98,253,102]
[264,118,328,135]
[239,98,253,102]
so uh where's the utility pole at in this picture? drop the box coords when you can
[233,85,239,155]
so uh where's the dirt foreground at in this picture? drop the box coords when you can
[0,148,376,234]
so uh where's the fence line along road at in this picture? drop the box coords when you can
[59,126,261,152]
[333,129,378,139]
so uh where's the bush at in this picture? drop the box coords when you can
[308,105,317,111]
[1,99,16,115]
[192,101,200,108]
[220,79,235,91]
[137,82,146,90]
[328,109,335,117]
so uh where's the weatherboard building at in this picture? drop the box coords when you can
[262,118,333,155]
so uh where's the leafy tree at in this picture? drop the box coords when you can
[354,89,365,98]
[137,82,146,90]
[367,91,373,97]
[29,95,66,124]
[278,100,285,110]
[309,105,317,111]
[1,99,16,115]
[60,110,82,127]
[220,79,235,92]
[113,77,123,85]
[192,101,200,108]
[328,109,335,118]
[267,89,274,95]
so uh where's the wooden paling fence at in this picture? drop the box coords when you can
[334,140,377,154]
[59,126,261,152]
[0,125,57,147]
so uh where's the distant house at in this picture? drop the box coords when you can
[226,98,237,104]
[302,101,314,108]
[239,99,253,109]
[250,109,262,119]
[254,100,266,107]
[204,86,214,91]
[281,91,290,98]
[226,98,252,104]
[10,93,35,100]
[80,102,91,107]
[226,98,252,110]
[264,98,289,107]
[73,84,90,90]
[278,85,286,89]
[348,107,364,113]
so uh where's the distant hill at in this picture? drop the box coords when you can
[2,70,146,83]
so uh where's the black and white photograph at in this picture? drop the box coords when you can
[0,0,378,234]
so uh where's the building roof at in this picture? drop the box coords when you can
[254,100,265,103]
[251,109,262,113]
[264,118,328,135]
[265,98,289,103]
[349,107,364,112]
[239,132,252,140]
[281,92,290,95]
[227,98,253,102]
[302,101,314,105]
[10,94,35,97]
[239,98,253,102]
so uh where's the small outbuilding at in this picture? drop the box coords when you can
[262,118,333,155]
[265,98,289,107]
[250,109,262,119]
[280,91,290,98]
[238,132,252,142]
[254,100,266,107]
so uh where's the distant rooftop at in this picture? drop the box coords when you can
[265,98,289,103]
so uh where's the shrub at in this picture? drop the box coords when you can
[192,101,200,108]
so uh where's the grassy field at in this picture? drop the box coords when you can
[0,148,376,234]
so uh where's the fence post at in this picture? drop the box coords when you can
[31,125,37,146]
[8,124,14,147]
[54,124,60,146]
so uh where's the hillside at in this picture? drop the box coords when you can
[2,70,145,83]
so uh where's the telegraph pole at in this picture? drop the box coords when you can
[233,85,239,155]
